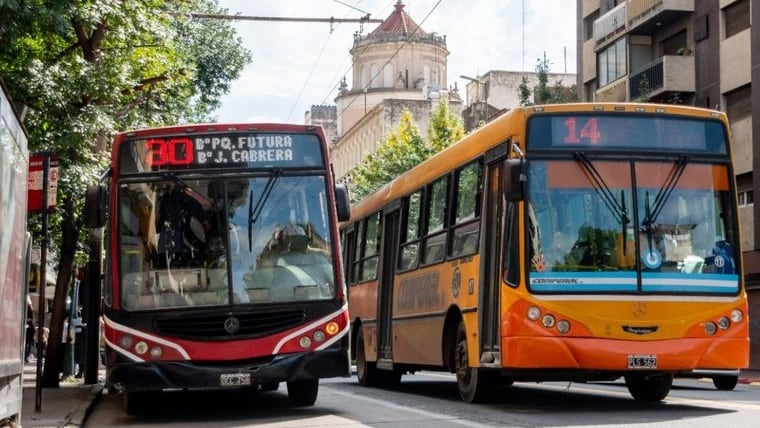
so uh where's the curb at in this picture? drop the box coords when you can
[61,384,104,428]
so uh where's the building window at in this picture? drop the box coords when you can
[738,190,753,207]
[724,0,750,39]
[584,10,599,41]
[661,30,687,55]
[383,63,393,88]
[597,38,626,87]
[725,84,751,121]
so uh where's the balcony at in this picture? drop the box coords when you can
[628,54,694,100]
[627,0,694,35]
[594,2,626,43]
[595,78,627,102]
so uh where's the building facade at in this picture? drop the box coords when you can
[576,0,759,367]
[329,1,462,183]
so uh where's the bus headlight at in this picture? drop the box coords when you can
[704,322,718,335]
[299,336,312,349]
[118,335,133,349]
[527,306,541,321]
[325,322,340,335]
[313,330,326,343]
[150,347,163,359]
[556,320,571,334]
[717,317,730,330]
[134,341,148,355]
[730,309,743,323]
[542,314,556,328]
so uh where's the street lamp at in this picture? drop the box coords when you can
[460,75,487,123]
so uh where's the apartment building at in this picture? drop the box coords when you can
[576,0,759,367]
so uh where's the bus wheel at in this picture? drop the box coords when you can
[624,373,673,402]
[356,332,379,386]
[454,321,491,403]
[286,379,319,406]
[122,391,155,415]
[712,375,738,391]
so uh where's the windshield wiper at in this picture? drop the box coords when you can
[248,170,281,252]
[640,156,688,230]
[640,156,689,258]
[574,152,630,228]
[163,172,216,211]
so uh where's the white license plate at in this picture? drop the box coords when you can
[220,373,251,386]
[627,354,657,369]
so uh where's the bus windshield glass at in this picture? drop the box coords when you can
[526,159,739,294]
[118,174,336,310]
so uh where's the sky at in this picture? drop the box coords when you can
[213,0,577,124]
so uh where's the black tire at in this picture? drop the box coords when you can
[624,373,673,402]
[380,369,402,388]
[454,321,492,403]
[286,379,319,406]
[122,391,156,416]
[356,332,380,386]
[712,375,738,391]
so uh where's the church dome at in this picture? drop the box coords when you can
[352,1,445,49]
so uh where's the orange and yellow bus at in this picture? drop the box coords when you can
[341,103,748,403]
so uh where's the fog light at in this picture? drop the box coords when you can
[542,314,556,328]
[704,322,717,335]
[313,330,326,342]
[527,306,541,321]
[717,317,730,330]
[556,320,571,334]
[730,309,743,323]
[150,347,163,359]
[134,341,148,355]
[325,322,340,335]
[299,336,312,348]
[118,335,133,349]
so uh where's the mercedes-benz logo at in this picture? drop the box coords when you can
[224,316,240,334]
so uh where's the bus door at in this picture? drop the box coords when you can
[478,144,509,367]
[376,202,401,370]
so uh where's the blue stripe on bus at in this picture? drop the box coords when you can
[530,271,637,292]
[529,272,740,293]
[641,272,740,293]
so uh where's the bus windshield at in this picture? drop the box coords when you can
[527,158,739,294]
[118,173,335,310]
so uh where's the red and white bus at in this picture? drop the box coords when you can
[85,123,350,414]
[0,82,29,426]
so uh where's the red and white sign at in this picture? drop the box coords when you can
[28,153,59,213]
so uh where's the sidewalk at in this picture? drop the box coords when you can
[20,359,104,428]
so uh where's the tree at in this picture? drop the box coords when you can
[350,101,465,202]
[0,0,250,387]
[350,109,427,202]
[517,53,578,106]
[427,100,464,153]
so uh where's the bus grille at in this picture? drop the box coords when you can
[154,309,305,340]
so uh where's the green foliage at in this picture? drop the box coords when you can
[518,75,532,107]
[0,0,251,265]
[350,101,465,203]
[518,53,578,106]
[350,109,427,202]
[427,100,464,153]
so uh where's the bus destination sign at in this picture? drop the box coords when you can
[119,133,325,173]
[527,114,728,154]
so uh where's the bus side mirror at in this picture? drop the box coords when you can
[503,158,525,202]
[335,184,351,222]
[84,185,107,228]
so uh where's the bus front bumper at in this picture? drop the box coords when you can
[107,349,350,393]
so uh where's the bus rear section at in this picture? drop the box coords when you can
[86,123,351,414]
[343,103,748,403]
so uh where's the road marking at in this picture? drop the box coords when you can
[328,388,496,427]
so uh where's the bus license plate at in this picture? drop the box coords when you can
[627,355,657,369]
[220,373,251,386]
